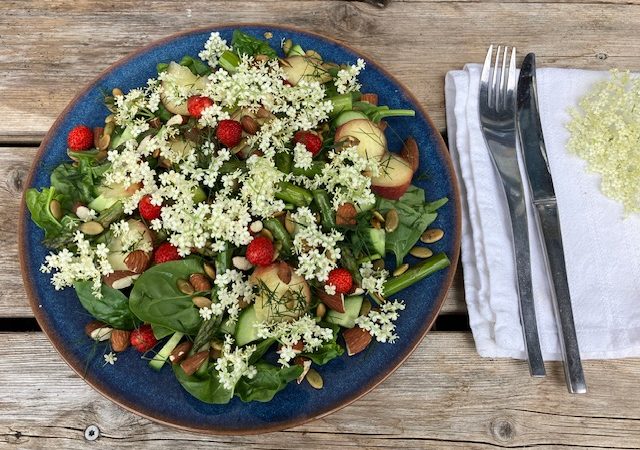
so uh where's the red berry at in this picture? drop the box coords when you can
[293,131,323,156]
[187,95,214,118]
[246,236,275,266]
[327,268,353,294]
[67,125,94,151]
[130,324,157,352]
[154,242,181,264]
[138,195,162,221]
[216,120,243,148]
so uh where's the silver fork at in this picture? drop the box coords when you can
[478,45,546,377]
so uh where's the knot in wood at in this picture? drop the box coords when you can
[9,167,26,193]
[490,417,515,442]
[596,52,608,60]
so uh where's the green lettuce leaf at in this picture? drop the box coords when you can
[234,362,302,402]
[74,281,140,330]
[231,30,277,59]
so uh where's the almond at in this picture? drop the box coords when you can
[85,321,112,341]
[110,330,130,352]
[189,273,212,292]
[79,221,104,236]
[294,357,312,384]
[203,262,216,280]
[336,203,357,227]
[124,250,150,274]
[74,205,92,221]
[240,115,259,135]
[360,93,379,106]
[343,326,372,356]
[192,296,212,308]
[49,199,62,221]
[316,289,345,313]
[378,121,388,131]
[169,341,193,365]
[180,351,209,376]
[176,279,195,295]
[400,137,419,173]
[93,127,104,149]
[103,270,137,289]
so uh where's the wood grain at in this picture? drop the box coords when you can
[0,147,467,317]
[1,1,640,141]
[2,331,640,448]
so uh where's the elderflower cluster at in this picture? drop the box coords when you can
[198,32,230,68]
[335,58,366,94]
[255,315,334,367]
[40,231,113,297]
[112,78,162,126]
[290,207,344,282]
[359,261,388,296]
[214,335,257,392]
[110,220,153,253]
[311,146,379,210]
[355,300,406,343]
[292,142,313,169]
[240,155,286,217]
[211,269,255,324]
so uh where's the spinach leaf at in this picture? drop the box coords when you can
[179,55,211,76]
[50,160,103,211]
[173,364,233,404]
[74,281,140,330]
[302,340,344,365]
[231,30,277,59]
[248,338,277,364]
[129,259,204,335]
[234,362,302,403]
[376,186,447,265]
[25,187,65,239]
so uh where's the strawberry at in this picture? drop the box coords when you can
[246,236,274,266]
[154,242,181,264]
[327,268,353,294]
[130,324,157,352]
[293,131,323,156]
[216,120,243,148]
[138,195,162,221]
[187,95,214,118]
[67,125,94,151]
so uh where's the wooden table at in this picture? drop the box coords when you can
[2,1,640,448]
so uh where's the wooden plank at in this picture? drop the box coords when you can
[2,331,640,448]
[0,147,467,317]
[1,1,640,139]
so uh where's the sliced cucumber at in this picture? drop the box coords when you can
[88,194,119,213]
[333,110,367,127]
[287,44,305,57]
[325,295,364,329]
[149,332,184,371]
[219,317,236,336]
[110,125,134,149]
[234,305,260,346]
[362,228,386,256]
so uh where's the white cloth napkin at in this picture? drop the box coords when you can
[445,64,640,360]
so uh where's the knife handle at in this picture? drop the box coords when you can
[534,201,587,393]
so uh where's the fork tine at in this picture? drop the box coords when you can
[491,45,501,109]
[480,45,493,105]
[506,47,517,108]
[499,46,508,111]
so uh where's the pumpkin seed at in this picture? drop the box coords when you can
[105,114,115,124]
[385,208,399,233]
[259,228,274,241]
[203,262,216,280]
[316,303,326,318]
[254,54,270,63]
[103,121,115,136]
[284,211,296,234]
[372,259,385,271]
[372,210,385,223]
[420,228,444,244]
[79,221,104,236]
[393,263,409,276]
[282,39,293,54]
[111,88,123,97]
[371,218,382,229]
[49,199,62,221]
[97,134,110,151]
[306,368,323,389]
[359,300,372,317]
[409,246,433,259]
[272,210,286,218]
[373,292,386,303]
[177,279,195,295]
[192,296,212,308]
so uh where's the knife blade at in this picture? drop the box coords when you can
[516,53,587,394]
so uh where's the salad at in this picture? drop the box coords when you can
[26,30,450,404]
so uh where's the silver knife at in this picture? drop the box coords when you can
[516,53,587,394]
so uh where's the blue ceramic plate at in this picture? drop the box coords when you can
[19,25,460,434]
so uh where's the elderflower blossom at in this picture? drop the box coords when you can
[240,155,286,217]
[335,58,365,94]
[355,300,406,343]
[293,143,313,170]
[256,315,334,367]
[40,231,113,298]
[312,146,379,210]
[324,284,337,295]
[291,207,344,282]
[103,352,117,365]
[113,78,161,126]
[198,103,230,128]
[199,306,213,321]
[215,335,257,392]
[359,261,388,296]
[211,270,255,324]
[567,70,640,214]
[110,220,153,253]
[198,32,230,68]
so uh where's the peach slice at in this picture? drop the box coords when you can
[370,153,414,200]
[334,119,387,161]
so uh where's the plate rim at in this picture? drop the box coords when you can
[18,22,461,435]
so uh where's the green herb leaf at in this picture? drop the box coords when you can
[173,364,234,404]
[376,186,447,265]
[179,55,211,76]
[51,159,107,211]
[302,340,344,365]
[248,338,277,364]
[74,281,140,330]
[231,30,277,59]
[129,259,205,335]
[234,362,302,402]
[25,187,65,240]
